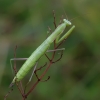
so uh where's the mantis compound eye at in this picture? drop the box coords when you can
[63,19,72,25]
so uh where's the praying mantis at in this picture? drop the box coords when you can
[10,19,75,86]
[4,11,76,100]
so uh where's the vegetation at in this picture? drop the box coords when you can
[0,0,100,100]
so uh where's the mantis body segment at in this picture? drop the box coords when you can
[11,19,75,85]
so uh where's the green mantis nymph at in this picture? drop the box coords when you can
[11,19,75,85]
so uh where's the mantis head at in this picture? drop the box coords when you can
[63,19,71,26]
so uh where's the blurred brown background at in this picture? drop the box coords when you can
[0,0,100,100]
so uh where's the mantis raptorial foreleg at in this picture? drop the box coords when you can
[55,25,75,44]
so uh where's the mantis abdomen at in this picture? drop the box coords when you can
[12,40,51,83]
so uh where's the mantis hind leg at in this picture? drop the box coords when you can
[23,62,38,95]
[10,58,28,75]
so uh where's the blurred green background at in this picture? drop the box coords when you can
[0,0,100,100]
